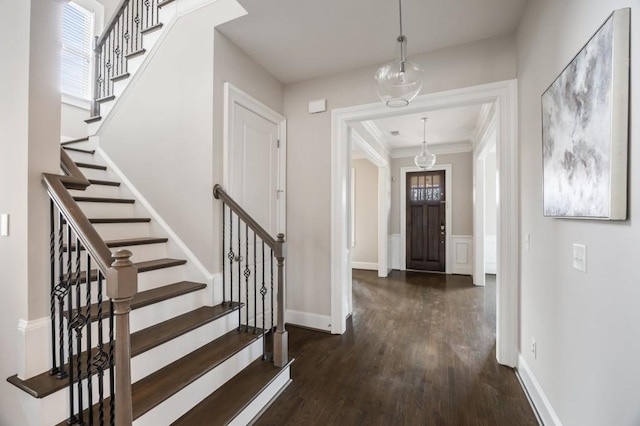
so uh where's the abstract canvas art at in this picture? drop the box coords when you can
[542,8,630,220]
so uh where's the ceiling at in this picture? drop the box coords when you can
[218,0,528,84]
[370,104,485,150]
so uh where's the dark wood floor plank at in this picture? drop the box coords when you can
[255,271,537,425]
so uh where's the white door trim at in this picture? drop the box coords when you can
[223,82,287,234]
[351,130,390,279]
[331,79,519,367]
[400,164,452,273]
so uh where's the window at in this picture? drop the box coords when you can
[61,0,103,108]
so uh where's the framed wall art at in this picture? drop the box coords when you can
[542,8,630,220]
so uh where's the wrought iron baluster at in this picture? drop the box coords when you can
[66,226,76,423]
[56,213,67,379]
[49,201,58,375]
[253,231,257,334]
[96,271,106,426]
[237,214,241,331]
[109,299,115,426]
[86,252,93,426]
[244,223,250,332]
[261,241,266,359]
[74,237,84,424]
[144,0,150,29]
[228,208,234,306]
[222,203,226,304]
[270,248,274,344]
[134,0,141,52]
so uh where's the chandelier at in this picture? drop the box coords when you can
[414,117,436,169]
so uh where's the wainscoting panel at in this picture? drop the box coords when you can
[451,235,473,275]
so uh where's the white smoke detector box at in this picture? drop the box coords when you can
[308,99,327,114]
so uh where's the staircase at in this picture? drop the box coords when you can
[8,138,291,425]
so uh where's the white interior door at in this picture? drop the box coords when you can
[230,103,280,235]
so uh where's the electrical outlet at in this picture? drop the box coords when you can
[531,337,537,359]
[572,244,587,272]
[0,214,8,236]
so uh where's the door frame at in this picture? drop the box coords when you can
[400,164,452,273]
[331,79,519,367]
[223,82,287,234]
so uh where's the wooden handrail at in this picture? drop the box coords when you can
[213,184,288,367]
[96,0,130,49]
[213,184,280,255]
[43,149,112,271]
[43,147,137,424]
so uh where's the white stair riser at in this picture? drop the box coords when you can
[158,2,177,24]
[92,222,151,240]
[121,242,169,264]
[129,289,205,333]
[73,167,114,181]
[134,338,264,426]
[229,364,292,426]
[131,313,240,382]
[74,202,137,218]
[137,264,188,291]
[69,185,122,199]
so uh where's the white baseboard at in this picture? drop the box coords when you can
[351,261,377,271]
[95,146,214,289]
[451,235,473,275]
[18,317,50,380]
[517,354,562,426]
[285,310,331,332]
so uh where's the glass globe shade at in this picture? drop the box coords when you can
[414,144,436,169]
[375,59,423,107]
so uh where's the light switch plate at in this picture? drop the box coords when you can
[572,244,586,272]
[0,214,8,236]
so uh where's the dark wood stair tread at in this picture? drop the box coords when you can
[132,328,263,419]
[85,116,102,124]
[74,162,107,170]
[141,22,163,34]
[64,236,169,252]
[8,301,240,399]
[52,328,262,425]
[126,48,146,59]
[172,358,293,426]
[61,137,90,146]
[64,280,206,322]
[63,147,95,154]
[111,72,130,82]
[89,217,151,223]
[74,196,135,203]
[97,95,115,103]
[62,258,187,284]
[88,178,120,187]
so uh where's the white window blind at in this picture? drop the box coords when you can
[61,2,94,100]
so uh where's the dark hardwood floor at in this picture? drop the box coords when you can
[256,271,537,426]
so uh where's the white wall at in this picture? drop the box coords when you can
[99,3,281,273]
[284,34,516,319]
[351,158,378,266]
[517,1,640,424]
[0,0,61,423]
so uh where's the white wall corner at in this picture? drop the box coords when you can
[17,317,51,380]
[451,235,473,275]
[517,354,563,426]
[286,310,332,333]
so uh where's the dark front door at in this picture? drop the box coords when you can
[406,170,446,272]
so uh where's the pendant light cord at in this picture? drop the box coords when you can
[398,0,403,37]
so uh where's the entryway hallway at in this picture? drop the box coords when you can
[257,271,536,425]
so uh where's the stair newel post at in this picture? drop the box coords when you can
[106,249,138,426]
[273,233,288,368]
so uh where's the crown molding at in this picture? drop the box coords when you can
[391,139,473,158]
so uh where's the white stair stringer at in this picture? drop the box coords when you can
[89,0,247,136]
[230,363,293,426]
[134,337,264,426]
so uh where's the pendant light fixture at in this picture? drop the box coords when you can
[375,0,424,107]
[414,117,436,169]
